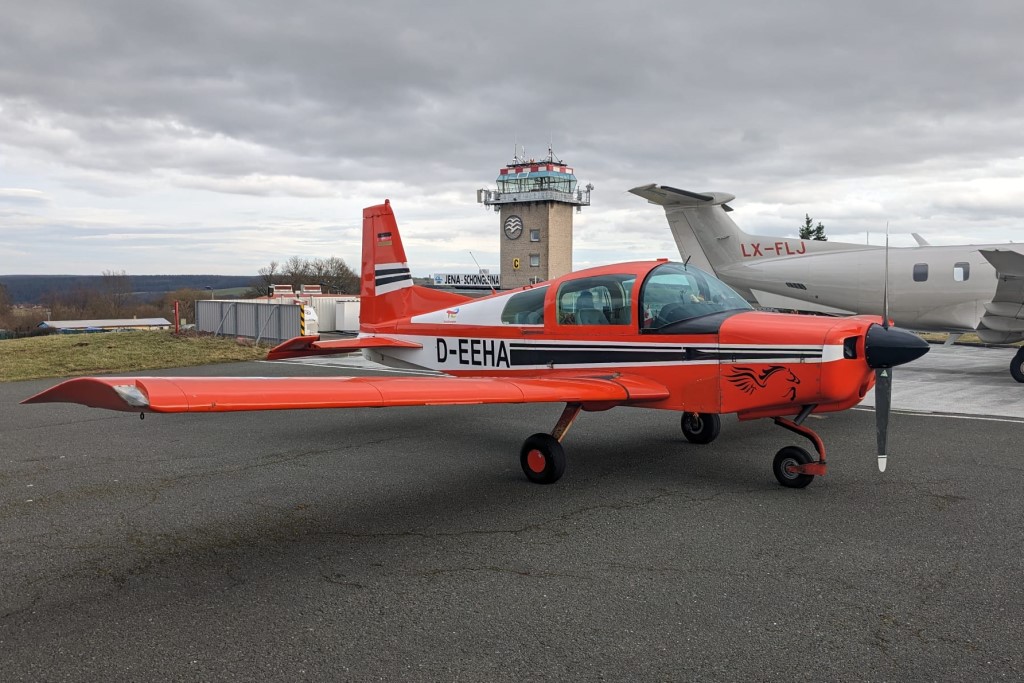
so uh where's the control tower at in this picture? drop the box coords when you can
[477,147,592,290]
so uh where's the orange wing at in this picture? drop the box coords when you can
[22,374,670,413]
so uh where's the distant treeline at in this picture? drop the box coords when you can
[0,275,257,304]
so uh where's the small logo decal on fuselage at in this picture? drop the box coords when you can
[726,365,801,400]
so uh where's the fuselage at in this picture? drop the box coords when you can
[361,260,886,420]
[717,243,1004,333]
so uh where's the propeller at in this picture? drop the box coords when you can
[879,222,891,472]
[865,222,929,471]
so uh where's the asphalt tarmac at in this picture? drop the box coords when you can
[2,345,1023,681]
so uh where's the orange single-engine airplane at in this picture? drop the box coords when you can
[24,200,929,488]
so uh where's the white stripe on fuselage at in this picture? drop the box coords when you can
[357,333,842,373]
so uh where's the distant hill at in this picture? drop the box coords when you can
[0,275,258,304]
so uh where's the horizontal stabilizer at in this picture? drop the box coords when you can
[266,335,421,360]
[22,374,670,413]
[980,248,1024,278]
[629,184,736,208]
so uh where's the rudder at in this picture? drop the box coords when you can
[360,200,469,328]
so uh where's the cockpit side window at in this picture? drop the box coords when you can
[500,286,548,325]
[639,263,752,332]
[556,274,635,325]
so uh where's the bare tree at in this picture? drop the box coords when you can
[246,260,280,298]
[247,256,358,296]
[99,270,133,317]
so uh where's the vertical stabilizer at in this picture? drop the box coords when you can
[630,183,859,273]
[360,200,469,329]
[629,185,748,271]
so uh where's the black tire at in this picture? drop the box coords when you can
[520,433,566,485]
[1011,349,1024,383]
[772,446,815,489]
[681,412,721,444]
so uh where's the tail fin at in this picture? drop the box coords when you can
[631,184,856,272]
[360,200,470,328]
[630,184,749,271]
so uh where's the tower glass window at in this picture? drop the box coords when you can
[529,254,540,267]
[530,229,540,242]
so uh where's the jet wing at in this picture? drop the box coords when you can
[266,335,421,360]
[980,248,1024,278]
[22,374,670,413]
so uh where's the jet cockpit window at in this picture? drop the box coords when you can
[639,262,752,331]
[556,275,635,325]
[500,286,548,325]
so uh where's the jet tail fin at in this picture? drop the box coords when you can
[630,184,746,272]
[360,200,470,328]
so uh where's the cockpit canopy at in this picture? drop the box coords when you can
[639,262,752,332]
[499,261,752,332]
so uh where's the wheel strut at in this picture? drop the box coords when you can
[551,402,582,442]
[773,414,828,477]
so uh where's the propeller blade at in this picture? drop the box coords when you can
[875,367,892,472]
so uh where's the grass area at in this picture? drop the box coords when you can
[0,331,270,382]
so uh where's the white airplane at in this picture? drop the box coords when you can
[630,183,1024,382]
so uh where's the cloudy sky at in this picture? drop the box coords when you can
[1,0,1022,276]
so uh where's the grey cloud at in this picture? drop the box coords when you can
[0,0,1021,272]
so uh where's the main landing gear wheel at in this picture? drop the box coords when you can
[681,412,721,444]
[772,446,815,489]
[520,433,566,485]
[1011,349,1024,383]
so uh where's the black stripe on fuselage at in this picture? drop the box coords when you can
[506,343,822,366]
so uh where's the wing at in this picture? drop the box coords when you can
[22,373,670,413]
[266,335,421,360]
[978,249,1024,336]
[980,248,1024,277]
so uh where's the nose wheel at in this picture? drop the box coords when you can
[771,413,828,488]
[772,446,815,488]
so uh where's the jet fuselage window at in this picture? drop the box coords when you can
[913,263,929,282]
[954,262,969,282]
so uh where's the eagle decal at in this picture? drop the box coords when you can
[726,365,801,401]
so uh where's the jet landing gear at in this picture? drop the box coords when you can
[681,412,721,444]
[520,403,582,484]
[1011,348,1024,383]
[771,406,828,489]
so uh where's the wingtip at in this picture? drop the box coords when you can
[877,454,888,472]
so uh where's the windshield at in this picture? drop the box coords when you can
[639,262,752,331]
